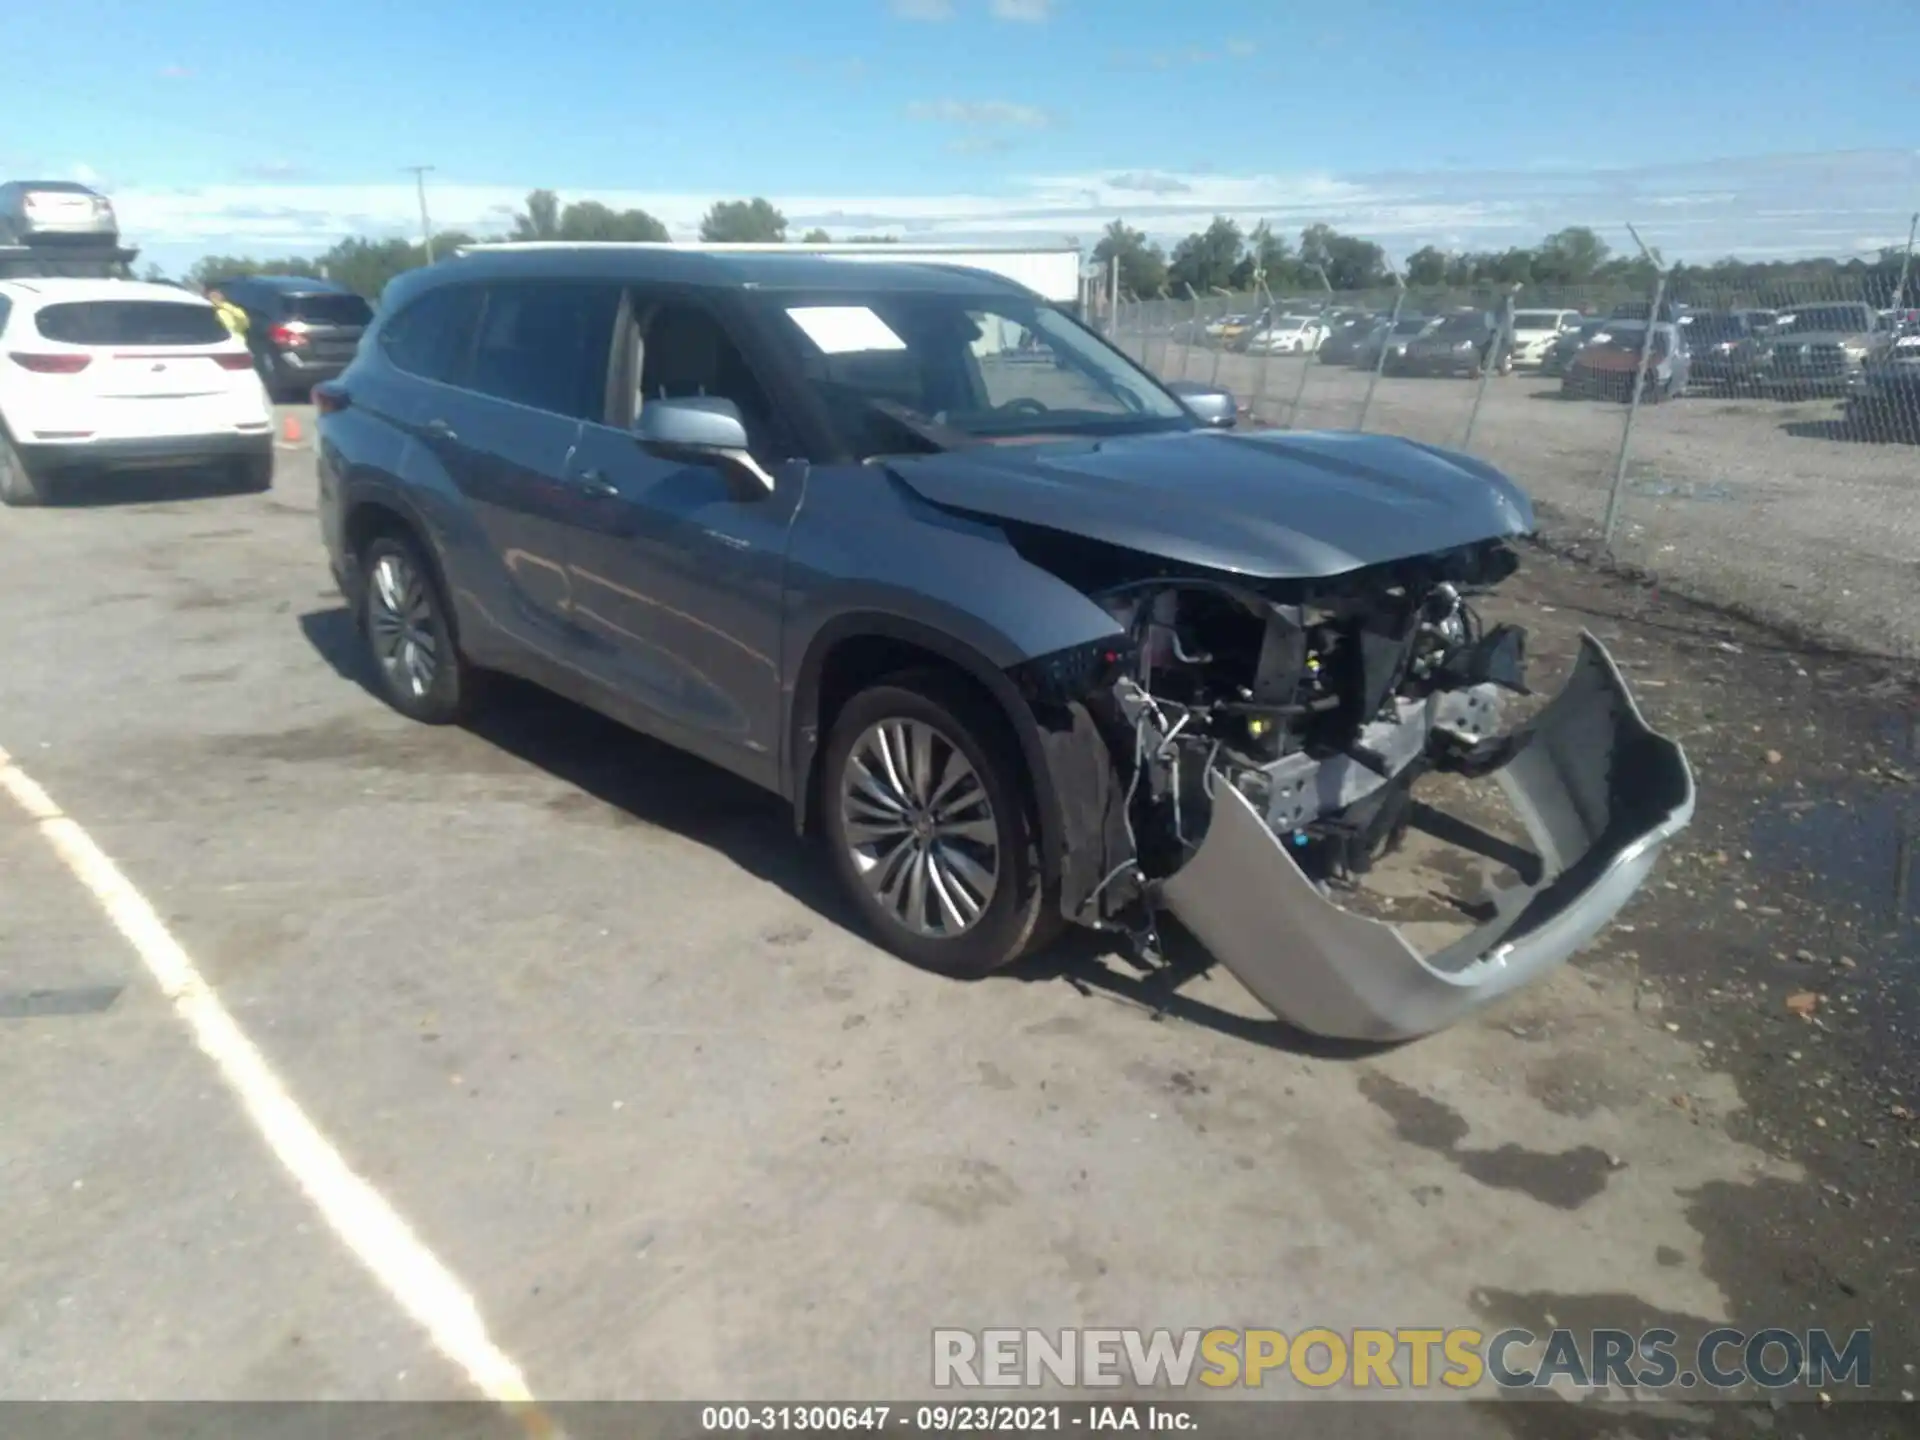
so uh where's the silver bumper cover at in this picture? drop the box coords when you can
[1159,632,1695,1042]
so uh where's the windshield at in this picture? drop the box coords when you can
[1513,312,1564,331]
[1783,306,1872,334]
[771,292,1191,455]
[1391,316,1432,336]
[1594,324,1670,356]
[287,293,374,326]
[1433,314,1490,337]
[1683,315,1747,342]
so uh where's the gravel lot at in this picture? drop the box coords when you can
[0,414,1914,1431]
[1123,336,1920,662]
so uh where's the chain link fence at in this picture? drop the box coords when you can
[1113,272,1920,659]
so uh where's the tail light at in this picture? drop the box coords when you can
[214,352,256,370]
[270,322,310,349]
[9,352,91,373]
[313,382,349,415]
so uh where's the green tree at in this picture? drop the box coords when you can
[1404,246,1449,288]
[1093,219,1168,298]
[512,189,561,240]
[1167,215,1244,296]
[800,228,832,243]
[1531,226,1609,284]
[699,197,788,243]
[557,200,669,242]
[1298,223,1389,292]
[1229,221,1296,292]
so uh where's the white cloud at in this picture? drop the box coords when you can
[889,0,954,18]
[111,149,1920,275]
[72,163,103,186]
[906,98,1054,128]
[159,64,194,79]
[991,0,1054,19]
[238,159,311,181]
[1106,171,1194,195]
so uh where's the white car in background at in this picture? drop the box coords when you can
[1509,308,1583,368]
[1245,314,1330,354]
[0,279,273,506]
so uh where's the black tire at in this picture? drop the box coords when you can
[0,431,49,507]
[358,532,475,724]
[820,670,1053,979]
[232,449,273,493]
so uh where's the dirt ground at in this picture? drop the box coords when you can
[1123,336,1920,668]
[1470,550,1920,1427]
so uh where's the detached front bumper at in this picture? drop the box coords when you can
[1159,633,1694,1042]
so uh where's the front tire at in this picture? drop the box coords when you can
[0,431,49,507]
[821,672,1052,979]
[359,533,475,724]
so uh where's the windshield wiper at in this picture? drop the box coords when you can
[867,398,983,452]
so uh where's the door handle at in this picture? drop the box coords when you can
[575,468,619,498]
[424,418,457,441]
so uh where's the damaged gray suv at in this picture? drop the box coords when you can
[315,245,1694,1041]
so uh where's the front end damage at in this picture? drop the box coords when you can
[1012,538,1695,1043]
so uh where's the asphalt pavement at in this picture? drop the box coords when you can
[0,408,1903,1422]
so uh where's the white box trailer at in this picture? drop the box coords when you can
[459,240,1086,307]
[678,242,1085,305]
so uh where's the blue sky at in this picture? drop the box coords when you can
[4,0,1917,274]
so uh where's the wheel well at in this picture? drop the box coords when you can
[344,498,416,561]
[340,498,461,645]
[800,635,1028,839]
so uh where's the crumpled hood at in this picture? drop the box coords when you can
[885,427,1535,579]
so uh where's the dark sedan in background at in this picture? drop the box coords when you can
[212,274,375,400]
[1540,318,1610,377]
[1386,310,1511,378]
[1680,310,1771,392]
[1315,313,1388,365]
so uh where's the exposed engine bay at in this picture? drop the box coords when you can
[1058,538,1532,911]
[1008,532,1695,1042]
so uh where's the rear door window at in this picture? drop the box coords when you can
[468,282,622,421]
[33,300,228,346]
[380,285,484,387]
[287,293,374,327]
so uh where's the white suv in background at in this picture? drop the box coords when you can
[0,279,273,506]
[1509,308,1584,369]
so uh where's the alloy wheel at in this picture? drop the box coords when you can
[838,718,1000,938]
[368,551,439,699]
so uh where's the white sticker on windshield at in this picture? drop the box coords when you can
[785,305,907,355]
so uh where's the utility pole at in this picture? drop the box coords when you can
[1895,211,1919,311]
[404,165,436,262]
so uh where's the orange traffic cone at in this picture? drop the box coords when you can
[281,413,302,444]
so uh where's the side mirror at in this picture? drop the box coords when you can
[1166,380,1238,429]
[635,396,774,496]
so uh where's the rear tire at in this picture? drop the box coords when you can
[359,532,476,725]
[821,671,1053,979]
[0,432,48,507]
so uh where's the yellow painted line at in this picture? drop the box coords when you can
[0,744,562,1434]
